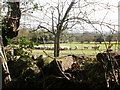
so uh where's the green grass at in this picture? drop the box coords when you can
[32,42,119,57]
[35,42,118,50]
[32,49,102,57]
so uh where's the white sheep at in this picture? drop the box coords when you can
[84,46,89,49]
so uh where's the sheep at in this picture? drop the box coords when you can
[84,46,89,49]
[34,46,71,50]
[92,45,100,50]
[60,46,70,50]
[74,46,78,50]
[34,46,40,49]
[34,46,45,50]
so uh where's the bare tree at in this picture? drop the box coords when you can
[36,0,75,57]
[35,0,118,57]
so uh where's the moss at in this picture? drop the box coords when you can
[43,57,54,67]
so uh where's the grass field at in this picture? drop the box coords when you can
[32,42,119,57]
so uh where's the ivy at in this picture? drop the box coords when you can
[18,37,34,49]
[33,3,38,9]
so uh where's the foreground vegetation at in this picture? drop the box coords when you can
[3,46,120,89]
[2,38,120,89]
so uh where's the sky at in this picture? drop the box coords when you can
[19,0,120,33]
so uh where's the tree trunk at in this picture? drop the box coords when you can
[2,2,21,46]
[1,2,21,84]
[54,32,60,57]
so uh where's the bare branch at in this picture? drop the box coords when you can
[58,0,75,31]
[37,25,55,35]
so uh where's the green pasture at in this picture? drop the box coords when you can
[32,42,119,57]
[32,49,100,57]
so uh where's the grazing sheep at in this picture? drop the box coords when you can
[92,45,100,50]
[84,46,89,49]
[34,46,71,50]
[60,46,70,50]
[74,46,78,50]
[34,46,40,49]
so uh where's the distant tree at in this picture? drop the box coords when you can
[95,36,104,44]
[79,32,95,43]
[30,37,38,42]
[106,35,113,44]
